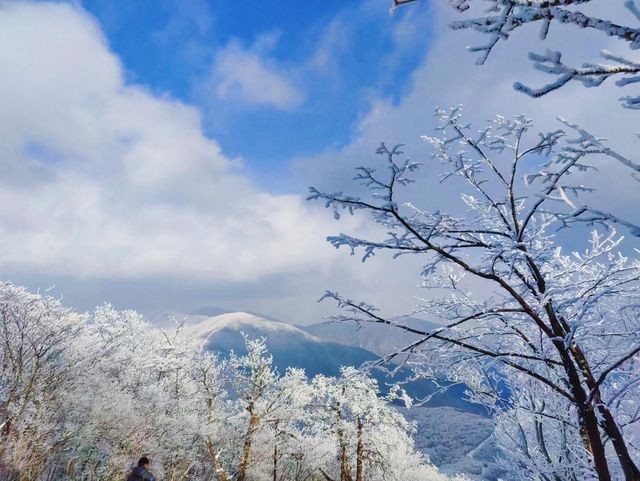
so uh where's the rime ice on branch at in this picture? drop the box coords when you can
[393,0,640,110]
[310,107,640,481]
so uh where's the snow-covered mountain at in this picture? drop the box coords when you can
[182,312,484,413]
[148,307,276,329]
[185,312,375,378]
[179,311,499,480]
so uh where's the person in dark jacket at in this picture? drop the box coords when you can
[127,457,157,481]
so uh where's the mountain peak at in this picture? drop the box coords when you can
[185,311,322,346]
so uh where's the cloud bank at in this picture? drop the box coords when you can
[0,2,339,283]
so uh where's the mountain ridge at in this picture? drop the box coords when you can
[176,311,499,480]
[181,311,485,414]
[301,315,442,358]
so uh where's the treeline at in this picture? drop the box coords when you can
[0,283,463,481]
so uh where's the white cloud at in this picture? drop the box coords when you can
[204,37,303,110]
[152,0,214,43]
[0,1,341,283]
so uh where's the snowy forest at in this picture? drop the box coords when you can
[2,0,640,481]
[0,283,460,481]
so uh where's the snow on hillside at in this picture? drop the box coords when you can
[186,311,323,346]
[183,311,381,378]
[182,312,483,413]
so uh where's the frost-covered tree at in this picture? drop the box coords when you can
[191,350,232,481]
[309,107,640,481]
[0,282,464,481]
[66,306,206,481]
[392,0,640,113]
[203,336,317,481]
[0,283,84,480]
[0,289,208,481]
[227,337,301,481]
[309,367,426,481]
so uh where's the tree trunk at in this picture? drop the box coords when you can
[546,310,612,481]
[206,436,229,481]
[561,342,639,480]
[564,340,640,481]
[272,442,277,481]
[238,411,259,481]
[572,345,640,481]
[566,370,611,481]
[580,404,611,481]
[340,445,352,481]
[333,400,352,481]
[597,404,640,481]
[355,418,364,481]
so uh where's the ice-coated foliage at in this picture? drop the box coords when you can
[310,107,640,481]
[0,282,461,481]
[392,0,640,111]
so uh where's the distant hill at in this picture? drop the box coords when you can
[185,311,377,378]
[147,310,210,329]
[183,312,485,414]
[179,311,498,480]
[301,316,441,358]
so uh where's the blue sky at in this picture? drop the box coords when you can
[82,0,433,191]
